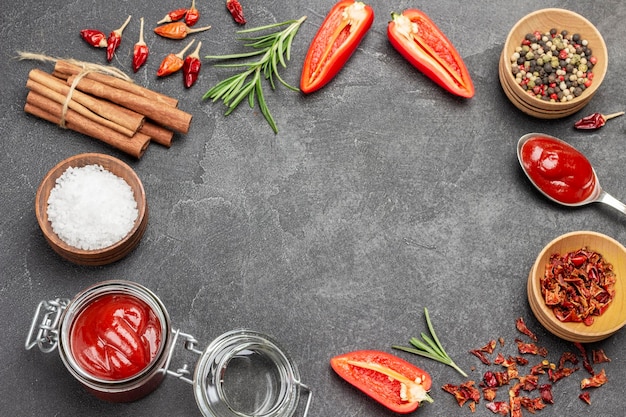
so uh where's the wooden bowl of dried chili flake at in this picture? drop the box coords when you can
[527,231,626,342]
[499,9,608,119]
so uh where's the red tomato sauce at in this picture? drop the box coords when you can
[520,136,596,204]
[70,294,162,380]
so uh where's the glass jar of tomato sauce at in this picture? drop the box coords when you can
[26,280,312,417]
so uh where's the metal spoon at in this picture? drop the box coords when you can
[516,133,626,215]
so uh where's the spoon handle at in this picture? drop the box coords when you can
[597,190,626,216]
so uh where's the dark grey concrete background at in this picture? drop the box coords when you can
[2,0,625,416]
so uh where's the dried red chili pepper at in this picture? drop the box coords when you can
[387,9,474,98]
[182,41,202,88]
[470,349,491,365]
[574,342,595,375]
[157,8,188,24]
[106,15,132,62]
[80,29,107,48]
[156,39,195,77]
[581,369,607,389]
[132,17,149,72]
[573,111,623,130]
[226,0,246,25]
[519,396,546,413]
[331,350,433,413]
[185,0,200,26]
[154,21,211,39]
[300,0,374,94]
[515,339,547,357]
[515,317,538,342]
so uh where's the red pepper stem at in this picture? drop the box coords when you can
[176,39,196,59]
[603,111,624,121]
[137,17,146,45]
[114,15,132,36]
[187,25,212,34]
[189,40,202,59]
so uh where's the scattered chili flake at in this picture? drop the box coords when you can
[542,247,616,326]
[520,396,546,413]
[581,369,607,389]
[516,317,538,341]
[515,339,548,357]
[548,366,577,383]
[539,384,553,404]
[486,401,510,415]
[592,349,611,364]
[483,387,498,401]
[579,391,591,404]
[442,380,480,407]
[574,342,595,375]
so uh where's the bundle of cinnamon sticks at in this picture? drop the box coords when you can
[23,60,193,158]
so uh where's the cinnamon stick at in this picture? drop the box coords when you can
[28,69,144,135]
[139,121,175,148]
[25,91,150,159]
[66,74,192,134]
[55,60,179,107]
[26,78,136,137]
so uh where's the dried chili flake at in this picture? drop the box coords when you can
[515,339,548,357]
[558,351,579,368]
[516,317,539,342]
[548,366,577,383]
[579,391,592,404]
[486,401,510,415]
[483,370,510,388]
[574,342,595,375]
[483,387,498,401]
[542,248,616,326]
[520,396,546,413]
[442,380,480,407]
[510,396,522,417]
[470,349,491,365]
[519,374,539,391]
[592,349,611,364]
[581,369,607,389]
[539,384,554,404]
[226,0,246,25]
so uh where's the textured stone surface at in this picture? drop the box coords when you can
[2,1,626,416]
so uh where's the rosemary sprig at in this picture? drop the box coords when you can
[202,16,306,134]
[393,308,468,377]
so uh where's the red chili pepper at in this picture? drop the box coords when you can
[157,8,188,24]
[80,29,107,48]
[106,15,132,62]
[185,0,200,26]
[300,1,374,94]
[154,21,211,39]
[226,0,246,25]
[387,9,475,98]
[330,350,432,414]
[157,39,195,77]
[573,111,624,130]
[183,41,202,88]
[132,17,149,72]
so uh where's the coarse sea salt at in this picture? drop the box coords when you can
[47,164,138,250]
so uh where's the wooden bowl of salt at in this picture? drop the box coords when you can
[35,153,148,266]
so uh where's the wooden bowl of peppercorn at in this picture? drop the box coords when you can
[35,153,148,266]
[527,231,626,343]
[499,9,607,119]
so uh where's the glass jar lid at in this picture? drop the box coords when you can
[193,329,311,417]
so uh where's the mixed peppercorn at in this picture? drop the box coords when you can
[510,29,596,102]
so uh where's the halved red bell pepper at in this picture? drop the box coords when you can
[300,0,374,94]
[331,350,433,414]
[387,9,475,98]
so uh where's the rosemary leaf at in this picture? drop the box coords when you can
[203,16,306,134]
[393,308,468,377]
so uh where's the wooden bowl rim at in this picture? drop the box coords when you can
[527,231,626,342]
[35,153,147,261]
[501,8,608,111]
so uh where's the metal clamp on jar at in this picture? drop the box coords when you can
[26,280,313,417]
